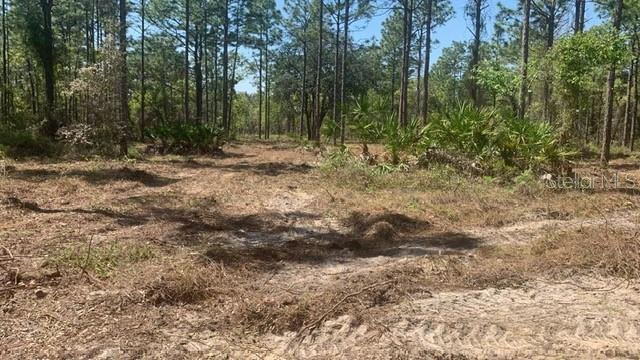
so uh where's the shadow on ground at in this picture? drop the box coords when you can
[8,167,178,187]
[208,161,314,176]
[3,195,481,269]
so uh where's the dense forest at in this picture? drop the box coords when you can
[0,0,638,169]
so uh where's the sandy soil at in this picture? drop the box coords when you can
[1,142,639,359]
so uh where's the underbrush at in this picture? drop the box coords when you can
[422,103,573,176]
[321,147,470,192]
[348,98,572,178]
[0,127,59,158]
[146,122,225,154]
[321,146,548,199]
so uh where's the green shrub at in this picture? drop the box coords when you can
[323,145,354,169]
[422,102,570,174]
[350,93,388,154]
[147,122,225,154]
[381,117,424,164]
[321,118,339,141]
[423,102,500,159]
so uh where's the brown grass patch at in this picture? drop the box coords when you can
[142,262,226,305]
[440,224,640,290]
[530,226,640,279]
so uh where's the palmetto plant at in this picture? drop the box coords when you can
[350,93,389,155]
[499,118,569,170]
[423,102,568,172]
[147,123,225,154]
[382,117,424,164]
[424,102,500,159]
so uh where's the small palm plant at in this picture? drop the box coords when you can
[350,93,388,156]
[382,117,424,164]
[425,102,499,160]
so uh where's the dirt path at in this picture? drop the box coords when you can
[264,278,640,359]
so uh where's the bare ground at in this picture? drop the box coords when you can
[1,141,640,359]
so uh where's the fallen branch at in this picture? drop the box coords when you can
[295,280,395,339]
[0,245,14,260]
[0,245,18,285]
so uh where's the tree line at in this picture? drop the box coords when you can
[0,0,638,166]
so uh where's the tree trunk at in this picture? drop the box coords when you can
[140,0,146,140]
[265,29,270,139]
[195,29,203,123]
[470,0,483,108]
[314,0,324,142]
[631,58,639,151]
[213,38,219,125]
[542,1,556,122]
[398,0,412,127]
[41,0,57,138]
[624,60,635,147]
[1,0,7,117]
[203,2,209,123]
[574,0,584,34]
[259,31,263,139]
[600,0,624,166]
[332,6,341,145]
[184,0,190,123]
[421,0,432,125]
[340,0,350,144]
[518,0,531,119]
[228,1,242,134]
[301,28,308,138]
[119,0,130,156]
[27,59,37,114]
[222,0,230,137]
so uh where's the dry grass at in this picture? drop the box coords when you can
[439,223,640,290]
[3,142,640,358]
[530,226,640,279]
[142,262,225,305]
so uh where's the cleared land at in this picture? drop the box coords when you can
[1,142,640,359]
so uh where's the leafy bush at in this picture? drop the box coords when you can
[497,118,569,170]
[422,102,569,174]
[55,123,127,157]
[350,93,389,155]
[147,122,225,154]
[323,145,354,169]
[321,118,340,141]
[381,117,423,164]
[424,102,500,158]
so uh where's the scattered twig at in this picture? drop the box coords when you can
[0,245,19,285]
[538,278,628,292]
[80,236,94,275]
[79,235,105,289]
[320,186,336,202]
[295,280,394,339]
[0,245,14,260]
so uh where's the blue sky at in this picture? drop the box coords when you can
[237,0,602,93]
